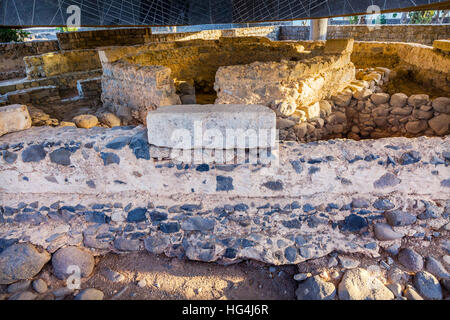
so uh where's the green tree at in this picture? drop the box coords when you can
[0,28,30,42]
[56,27,79,32]
[408,11,436,24]
[348,16,359,24]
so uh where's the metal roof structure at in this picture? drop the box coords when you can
[1,0,449,27]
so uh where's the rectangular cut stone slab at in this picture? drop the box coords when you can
[433,40,450,53]
[147,104,276,149]
[0,104,31,137]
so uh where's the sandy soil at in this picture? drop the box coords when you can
[49,252,298,300]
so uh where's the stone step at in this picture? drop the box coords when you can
[5,85,60,105]
[0,78,28,95]
[0,70,102,96]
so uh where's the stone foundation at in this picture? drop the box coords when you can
[99,37,308,95]
[276,67,450,142]
[0,126,449,265]
[101,61,181,124]
[279,25,450,46]
[0,41,60,81]
[214,39,355,115]
[24,50,101,79]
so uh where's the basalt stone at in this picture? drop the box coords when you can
[290,160,303,173]
[105,136,131,150]
[398,248,424,272]
[21,145,46,162]
[84,211,110,224]
[373,223,403,241]
[399,151,421,165]
[86,180,96,188]
[180,204,202,212]
[294,235,307,246]
[196,164,210,172]
[303,203,315,212]
[126,208,147,223]
[299,247,311,259]
[2,150,17,164]
[0,243,50,284]
[385,210,416,226]
[144,235,170,254]
[149,210,168,222]
[341,214,368,232]
[373,199,395,211]
[237,239,256,248]
[308,166,320,174]
[373,173,401,188]
[129,131,150,160]
[52,246,94,280]
[100,152,120,165]
[75,288,104,300]
[284,246,297,262]
[425,256,450,279]
[282,219,302,229]
[216,176,234,191]
[413,271,443,300]
[262,181,283,191]
[234,203,249,212]
[114,238,140,251]
[49,148,72,166]
[224,248,237,259]
[441,179,450,188]
[296,276,336,300]
[181,217,216,231]
[417,202,440,220]
[160,222,180,233]
[351,198,370,208]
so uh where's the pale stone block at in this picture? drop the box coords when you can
[147,104,276,149]
[433,39,450,52]
[0,104,32,137]
[324,39,354,55]
[298,102,320,119]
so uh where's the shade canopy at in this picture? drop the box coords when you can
[1,0,449,27]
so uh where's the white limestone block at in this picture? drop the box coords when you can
[0,104,32,137]
[147,104,276,149]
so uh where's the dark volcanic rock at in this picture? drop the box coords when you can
[398,248,424,272]
[385,210,416,226]
[21,145,46,162]
[49,148,72,166]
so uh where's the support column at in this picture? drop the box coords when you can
[309,18,328,40]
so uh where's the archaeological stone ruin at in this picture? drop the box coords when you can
[0,10,449,302]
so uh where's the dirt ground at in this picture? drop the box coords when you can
[55,252,298,300]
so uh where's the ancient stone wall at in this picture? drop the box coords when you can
[101,61,180,124]
[0,40,59,81]
[0,70,102,96]
[298,41,450,94]
[23,50,101,79]
[115,37,308,94]
[57,28,153,50]
[148,26,280,42]
[276,66,449,142]
[56,26,280,50]
[0,126,448,264]
[352,42,450,94]
[214,39,355,119]
[279,25,450,46]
